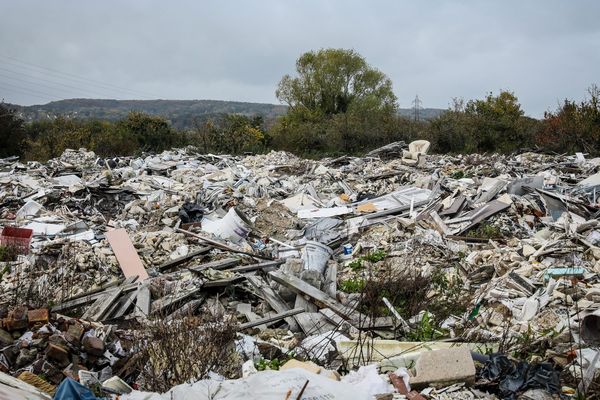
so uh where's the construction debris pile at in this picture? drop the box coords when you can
[1,143,600,399]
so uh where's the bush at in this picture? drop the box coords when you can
[133,312,239,392]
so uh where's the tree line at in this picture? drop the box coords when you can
[1,48,599,160]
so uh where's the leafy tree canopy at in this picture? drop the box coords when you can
[276,48,397,116]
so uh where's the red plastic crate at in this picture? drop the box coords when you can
[0,226,33,255]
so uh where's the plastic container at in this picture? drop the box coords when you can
[343,244,353,255]
[202,208,252,243]
[301,241,333,274]
[0,226,34,255]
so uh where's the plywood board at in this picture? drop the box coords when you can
[106,228,149,280]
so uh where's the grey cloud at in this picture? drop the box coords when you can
[0,0,599,117]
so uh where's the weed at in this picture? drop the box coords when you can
[362,250,386,263]
[346,249,387,272]
[450,170,465,179]
[255,357,283,371]
[466,223,503,239]
[348,259,363,271]
[0,244,19,262]
[407,311,448,341]
[340,278,365,293]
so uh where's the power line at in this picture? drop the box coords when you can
[0,53,156,99]
[0,69,115,99]
[0,81,59,102]
[0,53,158,99]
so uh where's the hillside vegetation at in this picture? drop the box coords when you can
[1,48,598,160]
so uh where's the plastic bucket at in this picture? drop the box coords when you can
[301,241,333,274]
[581,311,600,346]
[203,207,252,243]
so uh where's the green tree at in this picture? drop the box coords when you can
[189,114,267,154]
[0,103,26,158]
[273,48,399,154]
[276,48,396,116]
[537,84,600,155]
[115,112,182,153]
[464,90,531,152]
[425,91,537,154]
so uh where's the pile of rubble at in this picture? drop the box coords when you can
[1,142,600,399]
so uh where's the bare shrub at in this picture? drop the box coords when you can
[133,311,239,393]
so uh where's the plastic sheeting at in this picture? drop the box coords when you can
[123,368,380,400]
[53,378,99,400]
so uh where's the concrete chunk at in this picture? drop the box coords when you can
[410,347,476,388]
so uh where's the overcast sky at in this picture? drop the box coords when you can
[1,1,598,117]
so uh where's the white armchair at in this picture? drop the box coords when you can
[402,140,431,166]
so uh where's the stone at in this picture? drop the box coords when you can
[522,244,536,257]
[3,306,28,331]
[15,348,38,368]
[27,308,49,325]
[67,323,85,342]
[280,358,322,374]
[0,328,13,346]
[2,345,19,367]
[82,335,105,356]
[46,343,70,364]
[410,348,476,388]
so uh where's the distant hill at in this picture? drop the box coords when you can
[11,99,445,130]
[398,108,446,120]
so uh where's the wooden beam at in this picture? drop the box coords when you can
[176,228,274,260]
[135,283,151,319]
[239,308,305,330]
[229,260,284,273]
[246,275,300,332]
[269,271,357,321]
[158,246,212,272]
[202,275,244,288]
[82,287,123,321]
[188,257,241,273]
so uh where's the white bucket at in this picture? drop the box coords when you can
[202,207,252,243]
[301,241,333,274]
[278,247,301,259]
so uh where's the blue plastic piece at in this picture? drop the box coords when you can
[53,378,101,400]
[544,267,585,281]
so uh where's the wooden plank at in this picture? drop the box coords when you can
[294,295,319,334]
[202,275,244,288]
[51,280,138,313]
[106,228,149,279]
[165,297,205,322]
[439,195,466,217]
[151,286,201,316]
[269,271,357,321]
[134,284,151,318]
[428,210,450,235]
[110,290,138,319]
[239,308,305,330]
[188,257,241,273]
[52,292,104,313]
[324,262,337,299]
[63,278,124,301]
[237,303,267,331]
[229,260,284,273]
[82,287,123,321]
[319,308,358,333]
[246,275,300,332]
[158,246,212,272]
[176,228,274,260]
[294,311,336,336]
